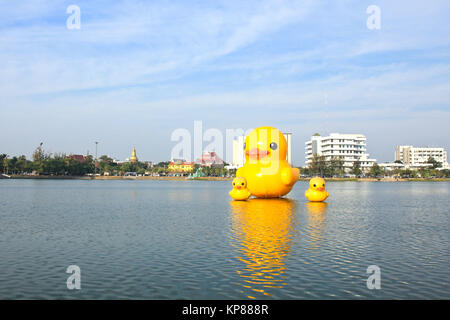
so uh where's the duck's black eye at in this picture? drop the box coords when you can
[243,143,246,150]
[241,182,244,186]
[270,142,277,150]
[313,184,316,187]
[233,183,235,186]
[322,184,325,186]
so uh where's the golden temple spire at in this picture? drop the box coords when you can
[130,145,138,163]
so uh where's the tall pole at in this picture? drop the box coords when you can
[95,141,99,176]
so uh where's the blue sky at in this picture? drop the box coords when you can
[1,0,449,165]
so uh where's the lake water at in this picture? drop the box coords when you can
[0,179,449,299]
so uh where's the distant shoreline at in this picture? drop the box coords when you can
[5,175,233,181]
[3,175,450,182]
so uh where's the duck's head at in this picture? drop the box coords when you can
[244,126,287,164]
[232,177,247,190]
[309,177,326,191]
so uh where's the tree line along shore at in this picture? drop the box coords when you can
[4,175,450,182]
[2,145,450,180]
[0,145,232,178]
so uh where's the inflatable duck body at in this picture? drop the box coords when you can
[236,126,299,198]
[305,177,329,202]
[229,177,251,201]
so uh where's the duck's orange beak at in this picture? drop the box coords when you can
[317,187,324,191]
[236,185,241,189]
[246,148,270,160]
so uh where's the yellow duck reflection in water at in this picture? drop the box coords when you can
[230,198,297,299]
[305,202,328,251]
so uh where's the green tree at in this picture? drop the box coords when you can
[157,167,168,175]
[32,143,45,162]
[300,166,310,176]
[99,155,113,162]
[226,167,236,177]
[7,156,19,174]
[427,156,442,169]
[98,155,118,175]
[6,155,32,174]
[351,160,362,177]
[119,161,148,174]
[15,155,31,174]
[308,154,327,176]
[441,169,450,178]
[157,161,170,167]
[328,156,345,177]
[1,154,9,174]
[368,163,383,178]
[31,143,51,174]
[418,167,431,178]
[44,158,66,175]
[400,169,417,178]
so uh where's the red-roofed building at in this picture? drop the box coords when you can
[195,151,224,167]
[67,154,86,162]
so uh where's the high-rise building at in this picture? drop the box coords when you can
[232,132,293,168]
[395,146,447,167]
[305,133,376,171]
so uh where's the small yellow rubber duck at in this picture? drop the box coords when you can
[305,177,329,202]
[229,177,251,201]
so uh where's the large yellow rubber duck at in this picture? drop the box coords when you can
[305,177,329,202]
[229,177,251,201]
[235,126,299,198]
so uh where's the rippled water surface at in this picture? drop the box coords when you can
[0,179,449,299]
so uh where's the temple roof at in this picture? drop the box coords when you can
[130,146,138,162]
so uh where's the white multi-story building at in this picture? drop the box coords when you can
[305,133,376,172]
[395,146,448,167]
[231,133,292,168]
